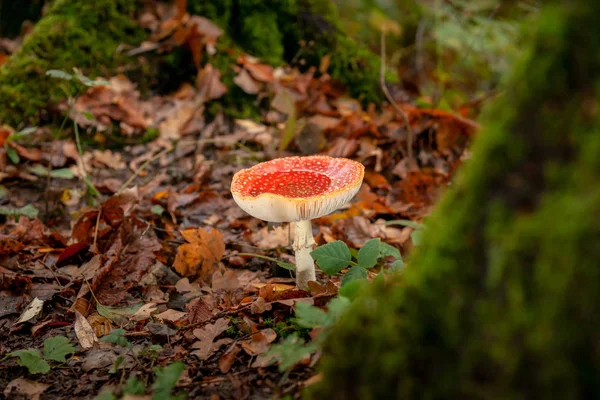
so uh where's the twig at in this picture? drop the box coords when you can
[380,29,414,163]
[118,147,171,195]
[92,208,102,253]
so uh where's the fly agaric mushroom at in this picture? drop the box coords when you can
[230,155,365,289]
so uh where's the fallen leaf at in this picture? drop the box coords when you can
[241,328,277,356]
[218,343,241,373]
[251,282,296,292]
[92,149,127,170]
[173,227,225,280]
[251,225,291,249]
[250,297,272,314]
[4,378,49,400]
[191,317,230,360]
[75,311,98,350]
[16,297,44,324]
[196,64,227,101]
[242,59,274,82]
[211,269,239,291]
[234,68,262,94]
[132,303,159,321]
[186,297,213,324]
[155,309,187,324]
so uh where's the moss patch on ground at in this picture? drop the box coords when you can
[0,0,144,127]
[310,1,600,399]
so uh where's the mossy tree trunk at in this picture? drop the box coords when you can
[310,1,600,399]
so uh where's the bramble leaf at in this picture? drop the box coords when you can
[44,336,75,362]
[357,238,380,268]
[8,349,50,374]
[341,265,368,286]
[311,241,351,275]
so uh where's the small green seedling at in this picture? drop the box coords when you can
[6,335,76,374]
[100,328,132,349]
[3,126,37,164]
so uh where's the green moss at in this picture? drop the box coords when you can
[310,1,600,399]
[188,0,389,106]
[0,0,144,127]
[263,317,311,340]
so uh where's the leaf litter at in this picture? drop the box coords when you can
[0,0,480,398]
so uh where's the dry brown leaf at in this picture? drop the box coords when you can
[242,59,274,82]
[219,343,241,373]
[251,282,296,292]
[251,225,291,249]
[211,269,239,291]
[196,64,227,100]
[175,277,202,297]
[155,309,187,323]
[173,227,225,280]
[241,328,277,356]
[132,303,159,321]
[233,68,262,94]
[87,313,113,338]
[4,378,49,400]
[191,317,231,360]
[92,149,127,170]
[74,311,98,350]
[186,297,213,324]
[250,297,272,314]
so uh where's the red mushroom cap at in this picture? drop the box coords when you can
[231,155,365,222]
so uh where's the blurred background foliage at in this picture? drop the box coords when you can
[334,0,540,112]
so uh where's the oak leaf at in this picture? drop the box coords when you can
[173,227,225,280]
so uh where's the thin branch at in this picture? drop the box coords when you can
[380,29,414,162]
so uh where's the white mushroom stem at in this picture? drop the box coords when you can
[292,219,316,289]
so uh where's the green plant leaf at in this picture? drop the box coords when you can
[6,146,19,164]
[411,230,424,246]
[386,219,425,230]
[262,333,318,372]
[0,204,39,220]
[379,242,402,261]
[8,349,51,374]
[341,265,368,286]
[9,126,38,141]
[389,259,405,273]
[124,376,145,395]
[100,328,131,348]
[311,241,352,275]
[294,302,329,328]
[338,279,367,300]
[76,74,110,87]
[357,238,380,268]
[28,166,74,179]
[109,355,124,374]
[46,69,73,80]
[276,261,296,270]
[152,362,185,400]
[151,205,164,215]
[44,336,75,362]
[97,303,144,324]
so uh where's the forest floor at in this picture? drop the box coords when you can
[0,2,479,399]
